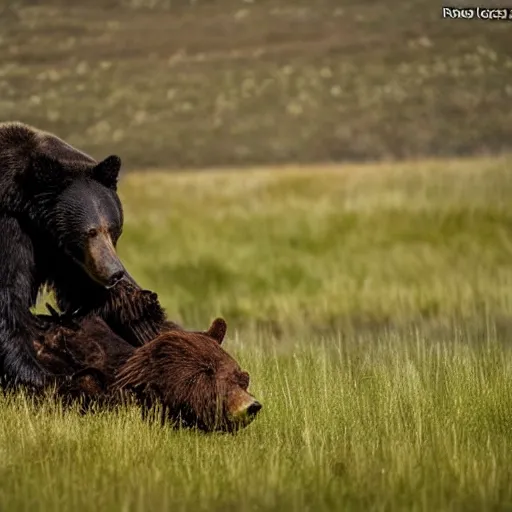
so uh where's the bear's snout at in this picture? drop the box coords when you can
[84,231,126,288]
[227,389,262,428]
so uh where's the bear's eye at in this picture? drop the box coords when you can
[88,228,98,238]
[239,371,250,389]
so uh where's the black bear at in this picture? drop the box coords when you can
[0,121,163,389]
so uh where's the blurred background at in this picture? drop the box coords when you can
[1,0,511,170]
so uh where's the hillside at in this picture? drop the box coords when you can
[1,0,511,169]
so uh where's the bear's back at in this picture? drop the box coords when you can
[0,121,96,169]
[0,122,98,210]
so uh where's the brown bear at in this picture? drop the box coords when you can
[33,307,262,433]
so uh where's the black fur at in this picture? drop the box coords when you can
[0,122,157,388]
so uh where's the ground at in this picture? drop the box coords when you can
[2,156,512,511]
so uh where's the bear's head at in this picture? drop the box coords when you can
[29,153,130,289]
[115,318,263,433]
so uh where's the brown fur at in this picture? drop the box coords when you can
[33,312,134,407]
[114,326,259,432]
[34,310,261,432]
[83,280,182,346]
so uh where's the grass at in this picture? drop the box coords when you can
[6,155,512,511]
[1,0,511,168]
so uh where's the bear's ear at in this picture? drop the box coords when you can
[92,155,121,190]
[206,318,227,344]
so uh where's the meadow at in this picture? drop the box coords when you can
[2,156,512,511]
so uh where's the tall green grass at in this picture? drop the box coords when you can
[9,156,512,511]
[119,156,512,336]
[2,331,512,511]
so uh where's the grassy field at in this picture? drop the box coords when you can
[4,156,512,511]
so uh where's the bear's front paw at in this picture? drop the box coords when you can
[140,289,159,302]
[45,303,81,330]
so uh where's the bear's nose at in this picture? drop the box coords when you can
[229,393,263,427]
[247,400,262,417]
[107,270,125,288]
